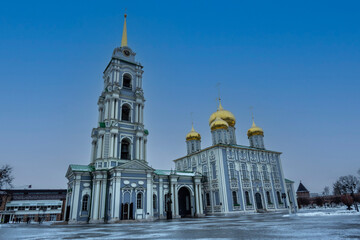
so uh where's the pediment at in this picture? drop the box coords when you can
[118,160,154,171]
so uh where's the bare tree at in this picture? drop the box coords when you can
[0,165,14,189]
[333,175,359,211]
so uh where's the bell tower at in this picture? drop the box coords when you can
[90,14,148,169]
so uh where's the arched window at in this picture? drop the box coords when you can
[121,139,131,160]
[82,195,89,211]
[266,191,272,204]
[277,191,282,204]
[121,104,131,121]
[262,165,269,180]
[245,191,251,205]
[137,193,143,209]
[232,191,238,206]
[153,194,157,209]
[203,165,208,176]
[123,73,132,89]
[206,192,211,206]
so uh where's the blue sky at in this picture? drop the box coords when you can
[0,1,359,193]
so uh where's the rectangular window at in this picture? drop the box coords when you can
[212,163,217,179]
[242,164,249,179]
[229,162,235,179]
[262,165,269,180]
[111,161,116,167]
[214,191,220,205]
[104,162,107,168]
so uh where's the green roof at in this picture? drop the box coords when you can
[285,178,294,183]
[70,164,94,172]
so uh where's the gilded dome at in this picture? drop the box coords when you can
[247,120,264,138]
[186,125,201,141]
[209,100,236,127]
[210,116,229,131]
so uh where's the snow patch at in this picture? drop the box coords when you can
[284,210,360,217]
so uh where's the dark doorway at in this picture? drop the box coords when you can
[178,187,192,217]
[65,206,70,221]
[121,203,134,220]
[255,193,263,209]
[121,139,130,160]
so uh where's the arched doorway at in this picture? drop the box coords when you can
[178,187,192,217]
[255,193,263,209]
[121,203,133,220]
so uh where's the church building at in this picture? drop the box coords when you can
[64,15,297,224]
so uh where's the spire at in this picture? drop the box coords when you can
[252,120,256,128]
[121,14,128,47]
[218,98,224,111]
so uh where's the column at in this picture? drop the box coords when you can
[104,100,109,120]
[114,135,118,159]
[96,137,102,159]
[109,135,114,158]
[110,99,114,119]
[93,178,100,220]
[260,168,268,210]
[100,177,107,220]
[114,172,121,219]
[71,179,80,221]
[136,138,140,160]
[159,178,163,217]
[135,104,138,123]
[141,106,144,123]
[139,106,142,124]
[115,100,119,120]
[144,140,147,162]
[139,138,143,161]
[90,141,96,163]
[174,183,179,216]
[146,174,153,218]
[199,184,204,214]
[195,184,200,215]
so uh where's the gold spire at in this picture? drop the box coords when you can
[186,124,201,141]
[121,14,127,47]
[247,120,264,138]
[218,99,224,111]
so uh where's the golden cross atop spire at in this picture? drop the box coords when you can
[216,82,224,111]
[121,12,128,47]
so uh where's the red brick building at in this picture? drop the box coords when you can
[0,189,66,223]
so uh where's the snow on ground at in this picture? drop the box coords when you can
[1,207,360,239]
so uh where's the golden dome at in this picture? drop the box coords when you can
[186,125,201,141]
[210,116,229,131]
[247,120,264,138]
[209,100,236,127]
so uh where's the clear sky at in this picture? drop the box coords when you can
[0,1,359,193]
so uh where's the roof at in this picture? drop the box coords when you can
[69,164,94,172]
[285,178,294,183]
[297,182,309,192]
[173,144,282,162]
[154,169,199,177]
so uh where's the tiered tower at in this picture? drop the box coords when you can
[247,120,265,149]
[208,100,237,145]
[185,124,201,154]
[90,14,148,169]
